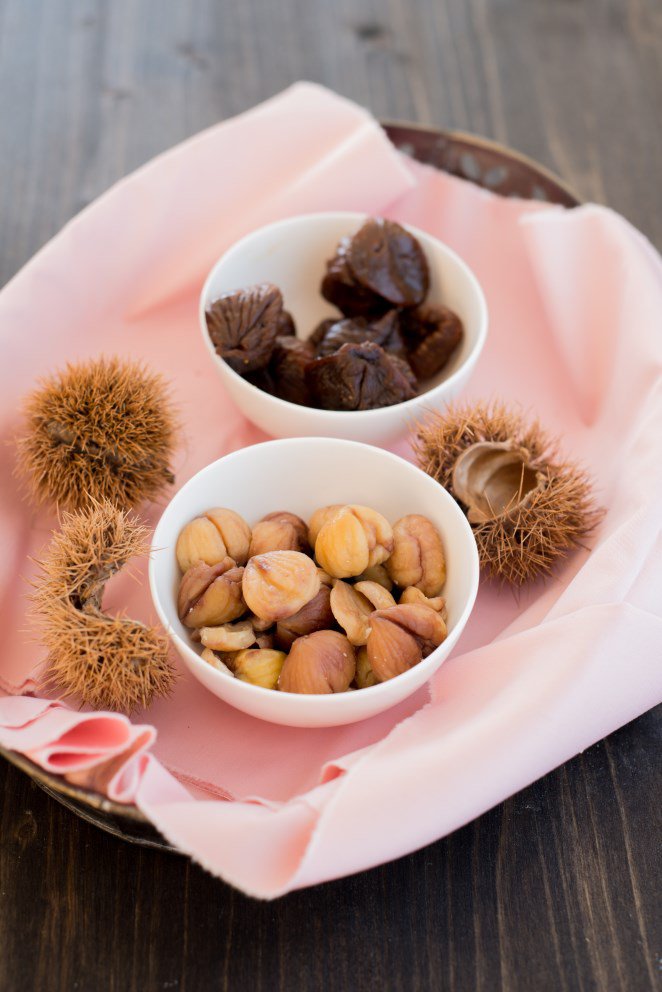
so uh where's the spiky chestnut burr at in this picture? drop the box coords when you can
[413,401,601,586]
[31,499,176,712]
[16,356,177,511]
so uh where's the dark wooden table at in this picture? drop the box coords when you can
[1,2,660,990]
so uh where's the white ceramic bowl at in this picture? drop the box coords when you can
[149,438,479,728]
[199,213,488,444]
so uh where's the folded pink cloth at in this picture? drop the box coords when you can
[1,83,660,897]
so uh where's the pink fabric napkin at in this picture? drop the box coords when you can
[1,83,660,897]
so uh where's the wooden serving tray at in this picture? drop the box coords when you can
[0,122,579,852]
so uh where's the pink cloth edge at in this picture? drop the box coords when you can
[0,83,660,897]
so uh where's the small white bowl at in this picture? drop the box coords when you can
[199,213,488,445]
[149,438,479,728]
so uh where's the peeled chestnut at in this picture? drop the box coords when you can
[315,504,393,578]
[386,514,446,597]
[329,580,373,646]
[399,586,446,617]
[229,648,286,689]
[176,508,251,572]
[366,603,447,681]
[308,504,343,547]
[278,629,356,694]
[275,585,334,650]
[248,511,309,557]
[242,551,320,623]
[178,558,246,628]
[355,646,378,689]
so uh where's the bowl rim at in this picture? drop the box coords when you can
[198,210,489,421]
[148,436,480,713]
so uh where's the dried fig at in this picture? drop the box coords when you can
[321,236,389,318]
[268,336,315,406]
[315,310,406,359]
[308,318,337,349]
[399,304,463,379]
[277,310,296,336]
[347,218,429,307]
[306,342,416,410]
[206,283,282,374]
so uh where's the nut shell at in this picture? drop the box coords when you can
[242,550,320,623]
[278,630,356,694]
[386,514,446,596]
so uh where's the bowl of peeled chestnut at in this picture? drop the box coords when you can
[199,213,488,444]
[149,438,479,727]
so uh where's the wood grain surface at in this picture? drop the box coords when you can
[0,1,660,990]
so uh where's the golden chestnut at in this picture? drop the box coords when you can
[248,511,309,557]
[204,507,252,565]
[178,558,246,628]
[278,630,356,694]
[176,508,251,571]
[275,585,334,650]
[307,504,343,547]
[242,550,320,623]
[262,511,309,548]
[176,517,227,573]
[315,504,393,578]
[353,580,396,611]
[367,603,447,681]
[200,619,257,652]
[329,580,373,646]
[355,646,378,689]
[399,586,447,618]
[355,564,393,591]
[200,647,235,677]
[386,514,446,596]
[229,648,286,689]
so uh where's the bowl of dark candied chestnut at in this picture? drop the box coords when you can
[199,213,488,444]
[149,438,480,727]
